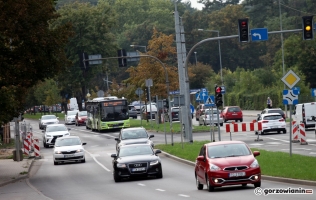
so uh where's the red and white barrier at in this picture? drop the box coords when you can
[225,122,262,133]
[291,121,300,143]
[33,138,41,158]
[299,123,308,145]
[23,139,30,155]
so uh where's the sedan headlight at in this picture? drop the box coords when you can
[76,149,84,153]
[117,163,127,168]
[55,151,62,154]
[210,164,221,171]
[150,160,159,165]
[250,159,260,168]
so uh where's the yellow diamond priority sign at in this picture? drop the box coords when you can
[281,70,300,89]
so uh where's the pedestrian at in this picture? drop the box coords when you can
[267,97,272,108]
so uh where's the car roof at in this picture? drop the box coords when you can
[265,108,282,110]
[261,113,282,117]
[56,136,80,140]
[122,127,146,131]
[119,143,152,148]
[204,140,245,146]
[46,124,66,127]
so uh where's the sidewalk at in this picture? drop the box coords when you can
[0,158,34,187]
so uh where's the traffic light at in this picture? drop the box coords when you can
[83,52,89,69]
[117,49,127,67]
[215,86,223,107]
[238,18,249,42]
[302,16,313,40]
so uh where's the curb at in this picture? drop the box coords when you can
[0,158,35,187]
[161,151,316,187]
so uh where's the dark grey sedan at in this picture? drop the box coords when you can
[128,105,138,119]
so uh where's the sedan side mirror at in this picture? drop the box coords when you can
[111,154,117,158]
[82,142,87,145]
[155,149,161,154]
[196,155,205,162]
[253,151,260,157]
[149,135,154,139]
[114,138,119,141]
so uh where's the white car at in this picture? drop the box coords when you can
[65,110,78,125]
[53,136,86,165]
[199,109,223,126]
[42,124,71,148]
[255,113,286,135]
[39,115,59,130]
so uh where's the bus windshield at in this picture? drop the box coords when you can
[101,105,128,121]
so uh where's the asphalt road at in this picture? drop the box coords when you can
[1,116,316,199]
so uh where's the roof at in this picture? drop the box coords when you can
[46,124,67,127]
[121,127,146,131]
[205,141,245,146]
[56,135,80,140]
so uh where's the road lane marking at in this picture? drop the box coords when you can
[156,189,165,192]
[309,152,316,154]
[91,145,99,148]
[249,143,264,146]
[138,183,146,186]
[178,194,190,198]
[85,149,110,172]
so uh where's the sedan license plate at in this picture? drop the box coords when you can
[229,172,245,177]
[271,126,278,128]
[132,167,145,172]
[64,154,75,158]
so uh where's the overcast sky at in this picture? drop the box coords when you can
[188,0,204,10]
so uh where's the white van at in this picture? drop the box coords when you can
[69,98,79,111]
[293,102,316,129]
[141,104,158,119]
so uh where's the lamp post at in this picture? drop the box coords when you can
[198,29,224,107]
[194,52,197,65]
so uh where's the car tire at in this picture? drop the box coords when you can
[240,118,243,122]
[81,158,85,163]
[254,181,261,188]
[242,183,247,187]
[283,129,287,134]
[255,131,258,135]
[196,174,203,190]
[196,118,199,121]
[220,123,223,126]
[206,174,214,192]
[224,119,227,123]
[54,161,58,165]
[204,121,206,126]
[113,170,121,182]
[43,141,48,148]
[261,131,265,135]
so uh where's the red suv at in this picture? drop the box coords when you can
[220,106,243,122]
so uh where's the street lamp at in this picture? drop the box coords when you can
[194,52,197,65]
[198,29,224,106]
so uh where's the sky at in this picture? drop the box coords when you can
[188,0,205,10]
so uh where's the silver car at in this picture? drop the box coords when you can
[65,110,78,125]
[199,109,224,126]
[43,124,71,148]
[39,115,59,130]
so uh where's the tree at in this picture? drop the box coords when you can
[0,0,73,123]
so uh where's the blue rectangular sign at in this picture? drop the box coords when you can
[251,28,268,41]
[204,95,215,107]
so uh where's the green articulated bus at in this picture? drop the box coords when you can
[85,96,130,131]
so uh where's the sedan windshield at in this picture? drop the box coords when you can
[78,111,87,116]
[121,129,148,140]
[55,138,81,147]
[207,143,251,158]
[46,126,68,132]
[204,110,218,115]
[67,111,77,115]
[119,145,153,157]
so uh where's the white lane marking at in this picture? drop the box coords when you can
[178,194,190,198]
[91,154,100,157]
[264,137,289,143]
[249,143,264,146]
[267,142,282,145]
[91,145,99,148]
[307,139,316,142]
[138,183,146,186]
[156,189,165,192]
[85,149,110,172]
[309,152,316,154]
[294,148,312,150]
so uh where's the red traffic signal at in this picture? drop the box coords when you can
[238,18,249,42]
[215,86,222,94]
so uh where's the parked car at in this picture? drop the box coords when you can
[220,106,243,122]
[261,108,286,119]
[141,104,158,119]
[195,141,261,192]
[195,104,207,121]
[53,135,86,165]
[114,127,154,151]
[75,111,87,126]
[111,144,163,182]
[65,110,78,125]
[133,103,145,114]
[128,105,138,119]
[169,107,180,121]
[39,115,59,130]
[42,124,71,148]
[255,113,286,135]
[199,109,223,126]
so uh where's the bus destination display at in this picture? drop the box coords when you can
[103,101,125,106]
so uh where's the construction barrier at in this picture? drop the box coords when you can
[299,123,308,145]
[23,139,31,155]
[225,122,262,141]
[291,121,300,143]
[33,138,41,158]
